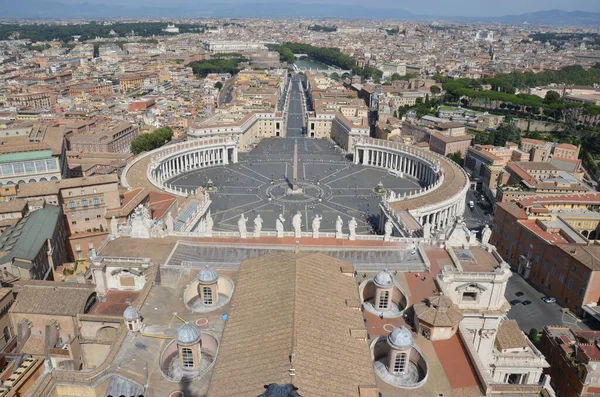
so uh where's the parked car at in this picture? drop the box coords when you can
[522,300,532,306]
[510,299,521,306]
[542,296,556,304]
[515,291,524,297]
[469,201,474,209]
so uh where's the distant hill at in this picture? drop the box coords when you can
[451,9,600,27]
[1,1,599,27]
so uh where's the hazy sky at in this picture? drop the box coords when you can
[61,0,600,16]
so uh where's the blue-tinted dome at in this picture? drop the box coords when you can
[198,266,219,284]
[387,326,414,350]
[374,270,393,287]
[177,322,201,345]
[123,306,141,320]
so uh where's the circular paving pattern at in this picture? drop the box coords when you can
[264,181,330,204]
[167,138,421,235]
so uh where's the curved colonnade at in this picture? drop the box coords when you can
[123,137,238,198]
[354,138,469,235]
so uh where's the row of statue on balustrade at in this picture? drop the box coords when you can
[113,204,397,240]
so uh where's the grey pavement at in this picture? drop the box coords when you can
[168,138,420,234]
[462,189,494,234]
[505,272,594,333]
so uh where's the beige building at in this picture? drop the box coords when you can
[69,122,139,153]
[17,175,120,235]
[429,131,473,158]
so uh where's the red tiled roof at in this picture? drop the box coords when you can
[519,220,568,244]
[580,344,600,361]
[518,193,600,208]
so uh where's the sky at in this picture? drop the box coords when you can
[56,0,600,17]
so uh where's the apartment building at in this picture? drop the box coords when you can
[5,91,56,110]
[497,162,589,202]
[491,193,600,316]
[69,122,139,153]
[68,83,113,97]
[16,175,120,234]
[520,138,580,161]
[540,327,600,397]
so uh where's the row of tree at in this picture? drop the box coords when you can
[2,22,205,42]
[267,43,385,83]
[308,25,337,32]
[130,127,173,155]
[187,55,248,77]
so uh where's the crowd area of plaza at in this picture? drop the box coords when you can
[1,17,600,397]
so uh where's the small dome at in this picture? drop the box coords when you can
[387,326,414,350]
[123,306,141,321]
[177,322,201,345]
[374,270,393,287]
[198,266,218,284]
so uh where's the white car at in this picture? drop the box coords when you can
[542,296,556,304]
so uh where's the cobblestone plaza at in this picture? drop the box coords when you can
[167,138,421,234]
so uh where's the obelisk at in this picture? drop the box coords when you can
[292,139,299,192]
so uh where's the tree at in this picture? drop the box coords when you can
[492,122,521,146]
[424,94,431,108]
[544,90,561,105]
[447,152,464,167]
[529,328,540,343]
[214,81,223,90]
[391,73,401,81]
[430,85,441,95]
[130,127,173,155]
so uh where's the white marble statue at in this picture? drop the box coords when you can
[481,224,492,245]
[423,222,432,239]
[335,216,343,238]
[276,214,285,238]
[130,205,151,239]
[384,219,393,241]
[140,205,152,230]
[292,211,302,238]
[205,210,214,237]
[110,216,118,236]
[348,217,357,241]
[165,211,174,234]
[238,214,248,238]
[254,214,263,238]
[312,214,322,239]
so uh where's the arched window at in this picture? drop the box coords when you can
[181,347,194,368]
[69,200,75,209]
[82,198,88,207]
[203,287,213,305]
[93,197,100,206]
[394,352,407,374]
[378,291,389,310]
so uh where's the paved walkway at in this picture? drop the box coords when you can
[433,335,480,390]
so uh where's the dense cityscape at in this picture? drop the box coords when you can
[1,8,600,397]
